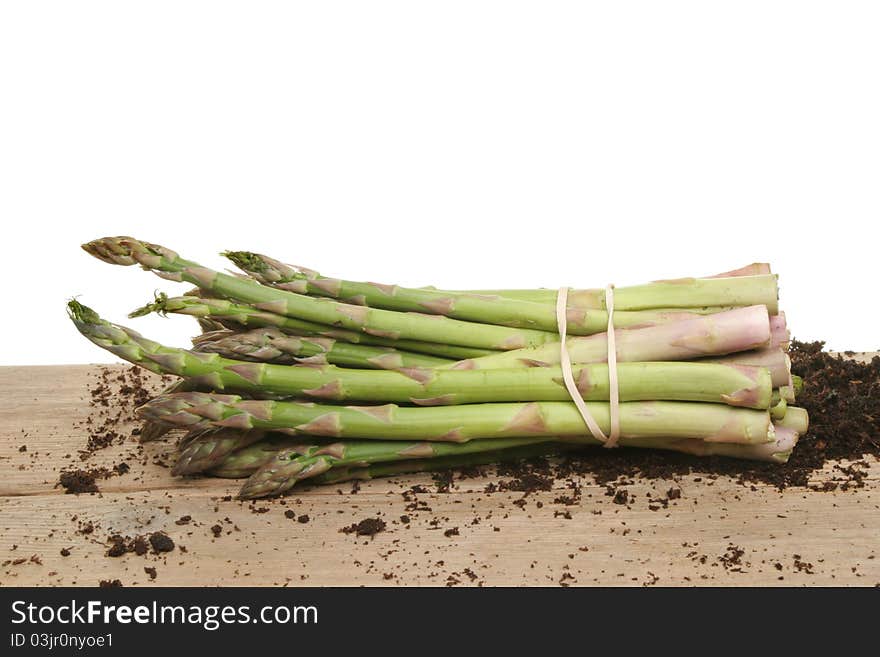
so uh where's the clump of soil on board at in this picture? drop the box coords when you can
[341,518,387,538]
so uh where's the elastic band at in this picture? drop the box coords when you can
[556,285,620,448]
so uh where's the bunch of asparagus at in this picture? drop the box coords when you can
[70,237,808,499]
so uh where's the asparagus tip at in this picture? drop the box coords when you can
[81,236,140,266]
[222,250,267,273]
[129,291,170,318]
[67,299,101,324]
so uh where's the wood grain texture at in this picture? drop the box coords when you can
[1,364,878,587]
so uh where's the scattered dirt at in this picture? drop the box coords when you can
[105,532,172,558]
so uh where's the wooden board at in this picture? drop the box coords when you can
[1,364,878,587]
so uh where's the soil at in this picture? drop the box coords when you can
[57,470,100,494]
[105,532,173,558]
[341,518,387,537]
[149,533,175,553]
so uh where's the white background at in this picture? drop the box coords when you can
[1,2,878,365]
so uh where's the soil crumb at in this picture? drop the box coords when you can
[58,470,100,494]
[342,518,387,537]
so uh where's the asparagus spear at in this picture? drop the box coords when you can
[83,237,554,350]
[238,417,794,498]
[201,399,807,481]
[135,293,494,361]
[447,264,774,302]
[455,275,778,311]
[207,441,563,480]
[209,411,801,487]
[305,443,572,486]
[140,392,775,445]
[443,306,771,370]
[172,429,268,475]
[238,437,557,497]
[224,251,775,335]
[304,423,796,487]
[191,327,451,370]
[69,301,773,407]
[227,250,779,321]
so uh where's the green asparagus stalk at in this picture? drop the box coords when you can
[140,392,775,446]
[83,237,554,350]
[214,434,798,484]
[237,416,792,498]
[191,327,451,370]
[235,440,530,496]
[172,429,268,475]
[135,293,494,360]
[238,436,557,497]
[208,441,562,480]
[443,305,771,370]
[448,264,774,303]
[305,443,572,486]
[209,413,800,485]
[226,251,779,328]
[300,420,797,484]
[69,301,773,407]
[439,280,778,313]
[205,400,806,481]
